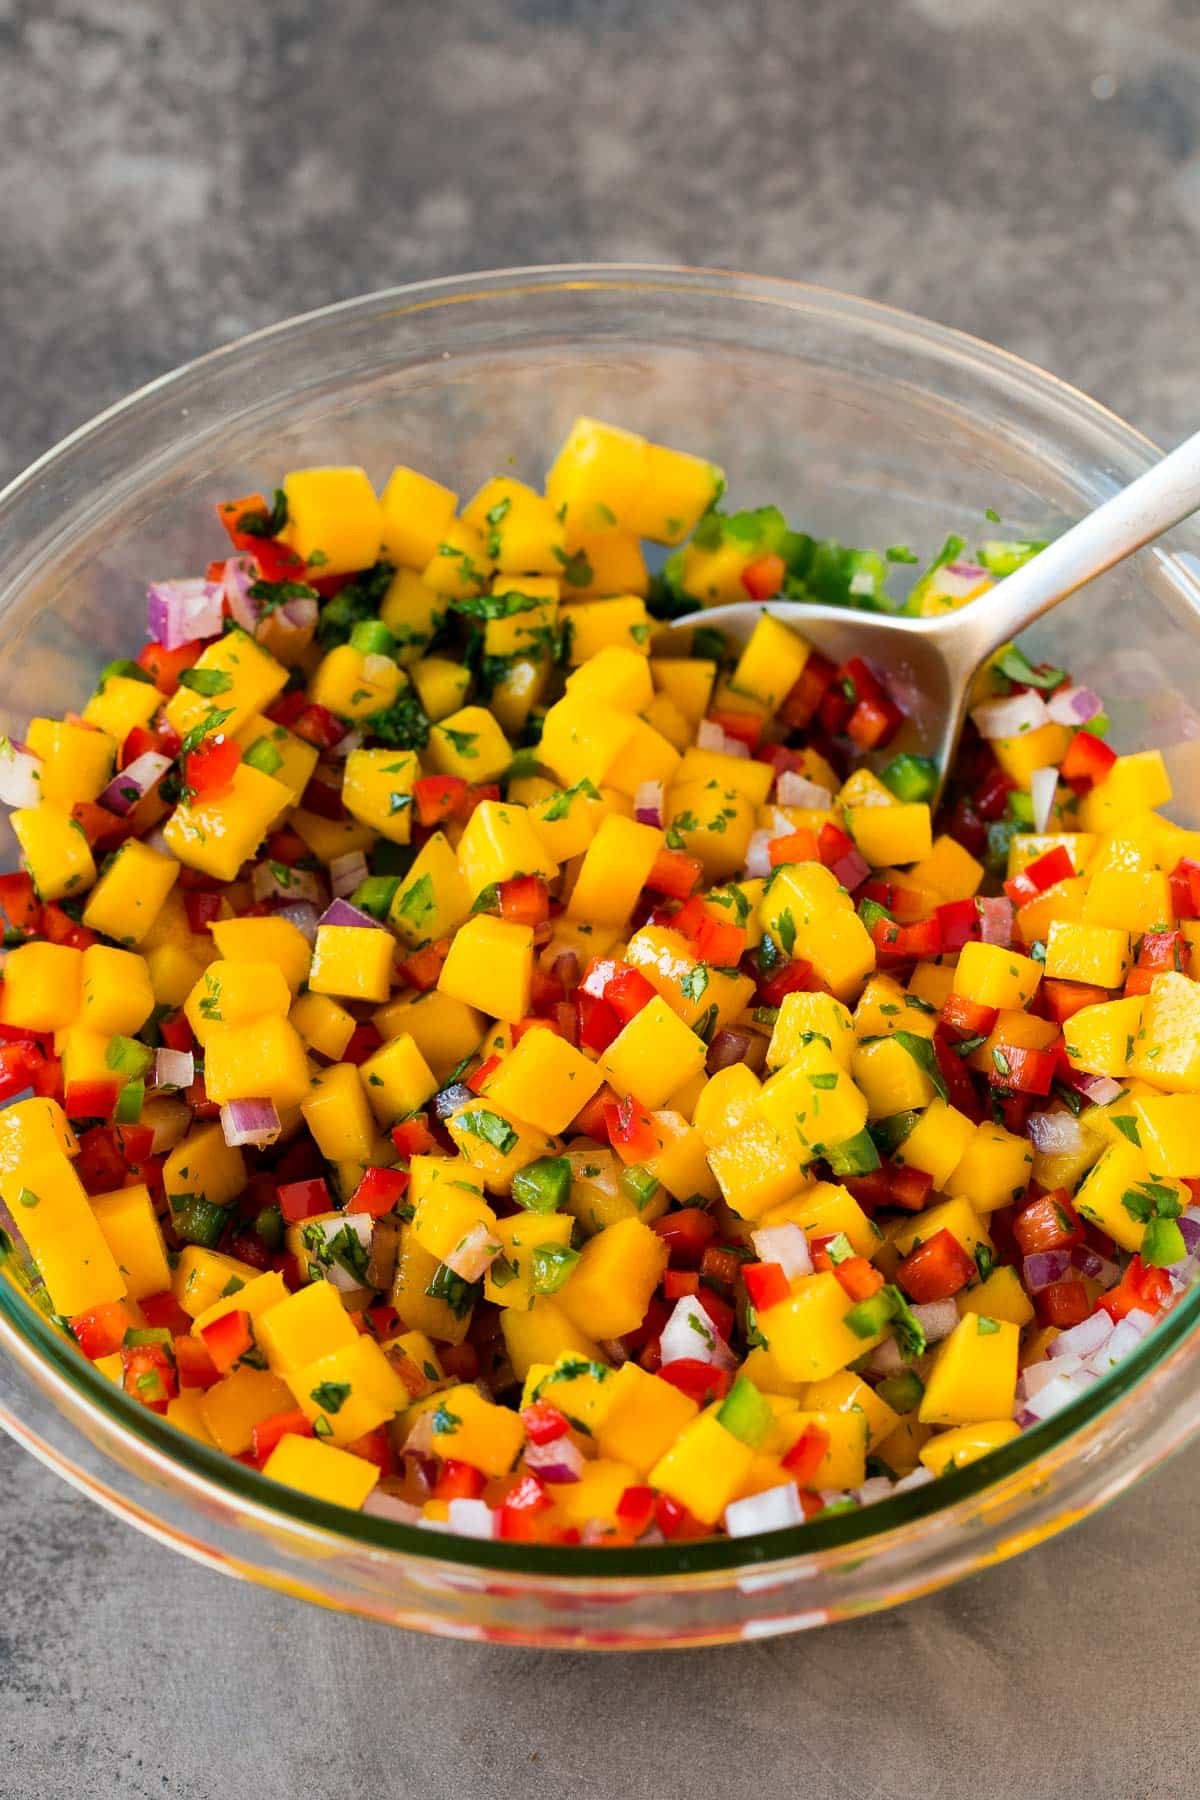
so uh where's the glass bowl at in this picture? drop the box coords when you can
[2,265,1199,1650]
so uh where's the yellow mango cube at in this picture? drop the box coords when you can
[893,1194,993,1263]
[82,839,180,946]
[848,803,933,868]
[461,476,566,575]
[427,704,512,783]
[390,1225,473,1346]
[567,814,664,927]
[438,914,533,1022]
[908,834,985,902]
[990,722,1073,789]
[708,1112,805,1219]
[2,1149,125,1316]
[279,465,382,575]
[852,1035,937,1119]
[204,1013,312,1110]
[1130,973,1200,1092]
[592,1362,700,1474]
[210,914,311,994]
[919,1315,1019,1426]
[484,1028,603,1135]
[663,780,755,882]
[1044,920,1130,989]
[309,922,394,1004]
[500,1296,602,1381]
[82,673,161,745]
[730,615,810,714]
[599,995,707,1110]
[91,1183,170,1300]
[0,941,82,1031]
[958,1266,1035,1328]
[234,714,318,805]
[378,464,458,570]
[651,657,716,723]
[341,748,418,843]
[565,644,655,713]
[1134,1094,1200,1177]
[263,1433,380,1510]
[164,1121,246,1211]
[389,830,472,949]
[1082,867,1174,935]
[171,1244,262,1318]
[952,940,1042,1011]
[26,717,115,806]
[560,597,653,664]
[373,989,485,1084]
[164,763,291,882]
[556,1216,668,1340]
[201,1368,295,1456]
[757,1042,868,1159]
[767,992,856,1072]
[290,1337,409,1445]
[648,1407,754,1526]
[779,1407,868,1490]
[164,630,288,741]
[424,1382,525,1478]
[380,567,447,667]
[456,799,557,899]
[446,1100,553,1194]
[184,959,292,1045]
[1079,750,1172,832]
[308,643,405,722]
[357,1032,438,1126]
[760,863,875,1001]
[920,1419,1021,1476]
[537,694,636,790]
[484,1212,574,1309]
[256,1278,358,1373]
[765,1181,880,1260]
[12,804,95,903]
[759,1270,884,1383]
[1063,995,1144,1078]
[301,1061,377,1163]
[944,1122,1034,1212]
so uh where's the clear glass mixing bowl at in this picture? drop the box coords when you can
[1,266,1199,1649]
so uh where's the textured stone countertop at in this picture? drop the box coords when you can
[4,2,1200,1795]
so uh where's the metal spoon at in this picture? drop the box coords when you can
[657,427,1200,798]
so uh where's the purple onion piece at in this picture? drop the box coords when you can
[99,750,171,818]
[1023,1249,1072,1292]
[318,897,383,931]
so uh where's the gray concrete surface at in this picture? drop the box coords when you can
[3,0,1200,1793]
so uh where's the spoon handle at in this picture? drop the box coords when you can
[953,423,1200,658]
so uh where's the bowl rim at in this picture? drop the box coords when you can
[0,260,1195,1582]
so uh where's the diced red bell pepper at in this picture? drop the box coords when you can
[520,1402,571,1446]
[468,1053,501,1094]
[757,957,819,1007]
[700,1245,744,1288]
[173,1333,221,1390]
[645,847,703,901]
[1099,1254,1172,1322]
[67,802,130,856]
[657,1358,732,1406]
[740,551,787,600]
[498,875,550,927]
[1168,858,1200,921]
[779,651,838,731]
[498,1470,552,1524]
[935,899,983,955]
[183,890,222,934]
[1003,844,1076,907]
[575,989,622,1054]
[251,1407,314,1465]
[818,821,870,891]
[396,940,449,994]
[70,1300,136,1360]
[652,1207,716,1267]
[871,914,943,964]
[290,703,347,751]
[136,637,202,696]
[819,657,878,735]
[433,1458,487,1500]
[696,915,747,967]
[347,1426,398,1476]
[1123,968,1156,997]
[742,1260,791,1311]
[842,1167,894,1213]
[974,765,1016,822]
[391,1115,437,1157]
[0,872,40,938]
[847,692,904,750]
[987,1043,1058,1096]
[278,1177,332,1224]
[940,992,998,1040]
[300,775,344,821]
[782,1421,831,1485]
[121,1342,177,1412]
[199,1309,253,1375]
[662,1268,700,1299]
[708,709,763,751]
[769,828,820,869]
[930,1028,985,1123]
[0,1040,45,1104]
[833,1255,885,1302]
[64,1078,121,1121]
[1035,1279,1091,1329]
[570,1084,618,1140]
[1137,929,1187,972]
[603,964,658,1024]
[1059,730,1117,793]
[897,1228,976,1303]
[1013,1190,1084,1255]
[1041,979,1111,1023]
[184,734,241,802]
[614,1483,656,1536]
[889,1163,934,1212]
[654,1492,712,1540]
[348,1165,411,1218]
[40,904,99,950]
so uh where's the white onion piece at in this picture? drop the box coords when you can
[219,1098,282,1148]
[330,851,369,899]
[524,1435,585,1483]
[854,1476,895,1507]
[894,1466,935,1494]
[659,1295,735,1369]
[1027,1109,1088,1158]
[445,1498,496,1540]
[443,1222,502,1283]
[1023,1369,1096,1421]
[222,554,260,632]
[743,829,774,880]
[304,1213,374,1293]
[1030,766,1058,834]
[100,749,171,817]
[977,896,1014,947]
[911,1299,959,1344]
[751,1223,812,1281]
[0,738,43,809]
[1047,1309,1114,1361]
[1047,683,1103,726]
[724,1482,806,1537]
[776,770,833,810]
[695,718,750,758]
[276,901,321,943]
[146,577,224,650]
[152,1047,195,1091]
[971,690,1048,739]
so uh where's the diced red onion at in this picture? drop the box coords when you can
[153,1048,195,1091]
[911,1299,959,1343]
[724,1482,806,1537]
[1023,1368,1096,1421]
[1027,1110,1087,1158]
[0,738,44,809]
[550,949,581,991]
[1023,1249,1073,1292]
[147,578,224,651]
[1072,1243,1120,1286]
[1030,766,1058,834]
[696,718,750,758]
[1063,1069,1123,1107]
[444,1498,495,1540]
[251,862,323,905]
[362,1491,422,1525]
[222,554,260,632]
[776,770,833,810]
[1121,1307,1156,1337]
[443,1223,502,1283]
[99,749,171,817]
[977,895,1014,947]
[894,1466,935,1493]
[1020,1354,1082,1400]
[219,1098,282,1149]
[863,1336,906,1377]
[525,1435,585,1483]
[971,690,1049,740]
[281,596,319,631]
[327,727,363,762]
[319,897,383,931]
[1047,683,1103,726]
[330,851,369,900]
[634,779,664,827]
[1048,1309,1114,1361]
[854,1476,895,1507]
[944,561,990,585]
[743,828,774,880]
[276,901,321,943]
[1178,1212,1200,1255]
[751,1223,812,1281]
[707,1027,754,1073]
[660,1296,735,1369]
